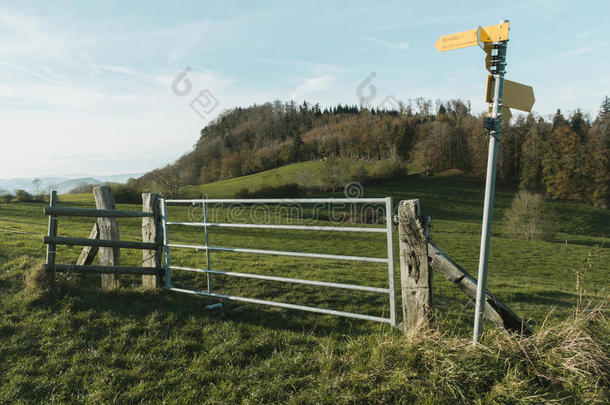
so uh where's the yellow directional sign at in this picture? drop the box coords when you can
[486,76,535,112]
[477,22,510,43]
[435,28,479,52]
[435,22,509,52]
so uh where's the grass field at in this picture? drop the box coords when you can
[185,160,379,198]
[1,168,608,403]
[61,160,384,203]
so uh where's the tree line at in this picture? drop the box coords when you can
[134,97,609,208]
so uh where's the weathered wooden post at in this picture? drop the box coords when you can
[93,186,120,289]
[141,193,162,288]
[398,199,432,332]
[44,190,58,285]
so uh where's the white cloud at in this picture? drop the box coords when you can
[153,68,234,91]
[289,75,334,100]
[126,19,221,63]
[564,46,594,56]
[0,58,64,86]
[0,10,70,59]
[80,53,136,77]
[94,64,136,75]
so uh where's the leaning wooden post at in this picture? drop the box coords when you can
[141,193,162,288]
[44,190,58,286]
[76,223,99,266]
[93,186,120,289]
[398,199,432,332]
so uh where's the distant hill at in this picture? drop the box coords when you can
[0,173,143,194]
[135,101,416,191]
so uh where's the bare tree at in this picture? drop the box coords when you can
[321,156,349,191]
[152,165,185,198]
[32,177,42,194]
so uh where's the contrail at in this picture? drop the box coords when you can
[0,58,64,86]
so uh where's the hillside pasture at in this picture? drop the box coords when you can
[0,171,608,403]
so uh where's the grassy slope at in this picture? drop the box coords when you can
[61,160,382,203]
[1,169,608,403]
[187,160,340,198]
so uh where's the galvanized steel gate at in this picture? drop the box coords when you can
[160,197,397,326]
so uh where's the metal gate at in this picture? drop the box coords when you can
[160,197,397,326]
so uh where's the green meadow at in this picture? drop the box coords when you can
[0,168,608,403]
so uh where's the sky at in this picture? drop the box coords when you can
[1,0,609,179]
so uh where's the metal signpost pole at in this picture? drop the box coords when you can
[434,19,533,345]
[472,34,507,346]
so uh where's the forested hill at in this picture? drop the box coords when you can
[137,98,610,208]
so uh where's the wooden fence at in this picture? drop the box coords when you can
[42,188,531,335]
[43,186,163,289]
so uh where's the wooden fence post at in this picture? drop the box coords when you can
[93,186,120,289]
[44,190,58,286]
[398,199,432,332]
[141,193,162,288]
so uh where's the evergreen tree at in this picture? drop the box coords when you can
[569,109,588,141]
[584,113,610,207]
[599,95,610,119]
[552,109,568,129]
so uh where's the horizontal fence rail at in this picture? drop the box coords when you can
[169,287,393,324]
[167,243,389,263]
[43,236,158,250]
[165,221,387,233]
[46,264,162,275]
[169,265,390,293]
[164,198,388,204]
[162,197,397,326]
[44,206,153,218]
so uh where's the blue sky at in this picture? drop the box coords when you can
[1,0,608,178]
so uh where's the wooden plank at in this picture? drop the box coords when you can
[141,193,162,288]
[76,223,99,266]
[428,242,533,335]
[398,199,432,332]
[94,186,120,289]
[48,264,161,275]
[44,206,153,218]
[43,236,157,250]
[44,190,58,286]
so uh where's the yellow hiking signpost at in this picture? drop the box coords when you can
[434,22,510,52]
[435,20,535,346]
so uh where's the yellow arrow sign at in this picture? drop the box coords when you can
[486,76,535,112]
[435,28,479,52]
[435,22,510,52]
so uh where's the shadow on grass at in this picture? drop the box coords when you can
[513,290,576,309]
[35,280,395,339]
